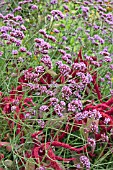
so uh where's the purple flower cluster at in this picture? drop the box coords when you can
[101,133,109,142]
[13,6,22,13]
[80,156,90,170]
[35,38,51,54]
[68,100,83,112]
[40,86,47,94]
[1,0,113,169]
[50,0,58,5]
[39,105,49,112]
[51,10,64,19]
[54,104,64,117]
[75,109,102,122]
[27,83,39,90]
[35,66,45,74]
[72,62,86,71]
[62,86,72,100]
[36,166,46,170]
[20,47,26,52]
[104,56,112,63]
[0,13,25,47]
[88,138,96,149]
[90,122,98,133]
[100,47,110,56]
[62,53,72,64]
[12,50,18,55]
[76,72,93,84]
[0,51,3,56]
[75,111,87,121]
[56,61,71,76]
[39,29,56,42]
[91,109,102,120]
[94,34,105,44]
[84,55,93,61]
[63,5,69,11]
[23,69,39,81]
[19,0,33,5]
[53,28,60,33]
[50,97,59,106]
[104,117,110,124]
[81,6,89,13]
[30,4,38,10]
[37,119,45,128]
[10,30,24,40]
[41,55,52,69]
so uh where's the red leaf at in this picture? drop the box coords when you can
[60,75,65,83]
[92,73,102,101]
[74,47,82,63]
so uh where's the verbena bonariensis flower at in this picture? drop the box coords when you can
[80,155,90,170]
[50,97,59,106]
[0,51,3,56]
[104,56,112,62]
[34,38,51,54]
[53,28,60,33]
[90,122,98,133]
[62,53,72,64]
[63,5,69,11]
[68,99,83,112]
[37,119,45,128]
[30,4,38,10]
[101,133,109,142]
[20,47,27,52]
[12,50,18,55]
[20,25,26,31]
[0,13,25,47]
[51,10,65,19]
[39,29,46,36]
[104,117,111,124]
[72,62,86,71]
[1,0,113,169]
[36,166,46,170]
[39,105,49,112]
[58,49,66,55]
[58,63,71,76]
[46,35,56,42]
[13,6,22,12]
[76,72,93,84]
[19,0,33,5]
[88,138,96,153]
[41,55,52,69]
[81,6,89,13]
[60,101,66,106]
[35,66,45,73]
[94,34,105,44]
[62,86,72,100]
[50,0,58,5]
[54,104,65,117]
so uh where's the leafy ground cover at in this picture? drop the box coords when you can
[0,0,113,169]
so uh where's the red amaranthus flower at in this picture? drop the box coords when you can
[0,85,35,142]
